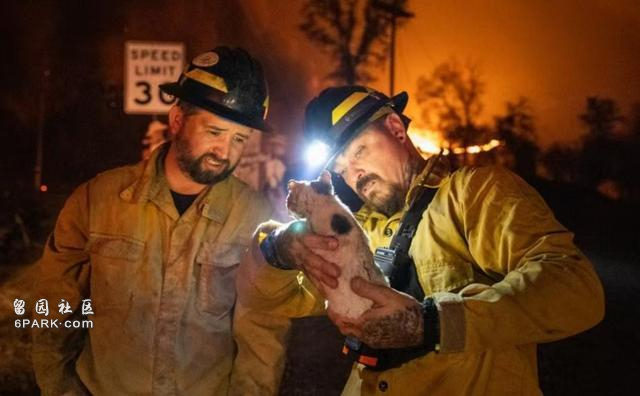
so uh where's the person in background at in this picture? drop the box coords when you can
[32,46,273,395]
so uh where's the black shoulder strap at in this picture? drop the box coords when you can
[387,186,437,300]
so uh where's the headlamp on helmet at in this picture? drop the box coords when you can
[304,140,331,169]
[303,86,409,169]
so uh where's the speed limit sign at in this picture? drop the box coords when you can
[124,41,185,114]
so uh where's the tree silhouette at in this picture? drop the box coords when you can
[494,97,539,179]
[613,102,640,201]
[541,144,581,183]
[600,103,640,202]
[580,97,624,139]
[542,96,631,199]
[299,0,410,84]
[578,96,624,187]
[629,103,640,139]
[416,59,487,165]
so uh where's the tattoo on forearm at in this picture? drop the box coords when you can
[362,304,424,349]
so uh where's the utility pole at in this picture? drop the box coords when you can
[373,0,414,96]
[34,68,50,191]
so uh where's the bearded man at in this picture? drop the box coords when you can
[233,85,604,395]
[32,46,273,395]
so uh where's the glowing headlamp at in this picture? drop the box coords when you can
[304,140,331,169]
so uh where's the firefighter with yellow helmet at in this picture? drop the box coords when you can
[233,85,604,395]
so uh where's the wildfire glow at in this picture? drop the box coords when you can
[409,127,503,156]
[408,127,443,155]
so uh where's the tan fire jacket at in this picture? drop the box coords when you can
[231,160,604,395]
[32,144,272,396]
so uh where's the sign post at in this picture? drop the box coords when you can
[124,41,185,115]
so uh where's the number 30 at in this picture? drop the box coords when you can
[134,81,176,105]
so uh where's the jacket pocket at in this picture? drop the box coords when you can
[87,234,146,307]
[195,242,246,316]
[417,258,474,294]
[88,234,145,261]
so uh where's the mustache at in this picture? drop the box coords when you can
[356,173,381,195]
[200,153,230,168]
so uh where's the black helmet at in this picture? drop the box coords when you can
[304,85,409,164]
[160,46,271,131]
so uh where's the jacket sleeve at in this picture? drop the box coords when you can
[32,183,91,396]
[230,221,325,395]
[433,167,605,354]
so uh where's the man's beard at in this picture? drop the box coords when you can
[356,173,405,217]
[174,134,237,185]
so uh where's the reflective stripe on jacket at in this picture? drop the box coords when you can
[32,144,272,396]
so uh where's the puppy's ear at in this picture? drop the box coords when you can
[311,171,334,196]
[287,180,298,192]
[319,170,333,186]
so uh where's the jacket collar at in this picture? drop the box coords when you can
[119,144,167,205]
[120,142,234,224]
[197,177,235,223]
[405,152,450,206]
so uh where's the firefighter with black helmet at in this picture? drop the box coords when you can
[233,85,604,395]
[160,46,270,132]
[32,47,274,395]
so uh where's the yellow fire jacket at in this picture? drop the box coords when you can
[232,160,604,395]
[32,144,272,396]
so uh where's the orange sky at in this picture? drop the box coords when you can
[247,0,640,147]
